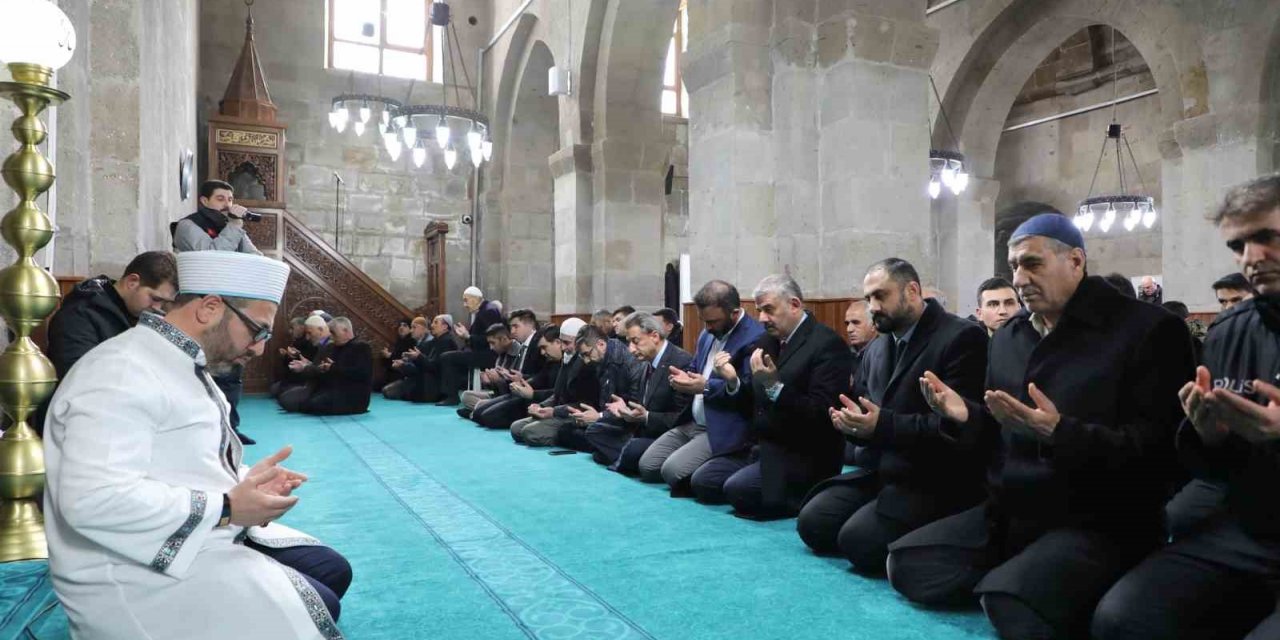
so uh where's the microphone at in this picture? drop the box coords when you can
[333,172,344,185]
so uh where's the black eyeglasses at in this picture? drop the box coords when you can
[225,302,272,344]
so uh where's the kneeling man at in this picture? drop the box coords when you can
[44,251,352,639]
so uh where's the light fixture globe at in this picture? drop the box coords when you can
[0,0,77,83]
[927,149,967,199]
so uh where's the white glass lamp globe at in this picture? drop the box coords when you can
[0,0,77,77]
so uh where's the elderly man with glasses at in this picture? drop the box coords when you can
[277,316,373,416]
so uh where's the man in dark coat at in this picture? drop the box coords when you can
[510,318,600,446]
[559,325,647,452]
[278,316,373,415]
[1092,174,1280,640]
[472,324,565,429]
[585,312,694,471]
[395,314,458,403]
[379,319,416,389]
[797,258,988,573]
[646,281,766,495]
[37,251,178,435]
[436,287,504,405]
[712,274,854,520]
[894,214,1196,639]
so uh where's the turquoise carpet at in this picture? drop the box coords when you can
[2,397,994,639]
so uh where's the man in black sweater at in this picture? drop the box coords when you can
[436,286,503,405]
[898,214,1195,638]
[278,316,372,415]
[1092,175,1280,640]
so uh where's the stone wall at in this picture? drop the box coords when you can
[199,0,492,317]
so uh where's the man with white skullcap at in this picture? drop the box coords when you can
[509,317,604,446]
[435,285,504,405]
[44,251,351,640]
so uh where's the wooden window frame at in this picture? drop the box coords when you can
[327,0,434,81]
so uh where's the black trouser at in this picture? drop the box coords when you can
[1092,516,1279,640]
[886,503,1156,639]
[1164,478,1227,541]
[798,480,977,574]
[245,540,353,622]
[555,421,594,453]
[689,452,751,504]
[473,395,532,429]
[278,387,368,415]
[212,364,243,429]
[438,349,498,400]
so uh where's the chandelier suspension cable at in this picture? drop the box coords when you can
[929,75,959,150]
[446,24,465,108]
[1085,129,1108,198]
[450,22,476,106]
[1123,134,1150,196]
[1110,25,1119,123]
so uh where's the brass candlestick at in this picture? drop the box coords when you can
[0,62,66,563]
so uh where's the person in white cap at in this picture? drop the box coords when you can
[43,251,351,640]
[509,317,602,446]
[435,285,504,405]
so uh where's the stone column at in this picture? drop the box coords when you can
[549,144,594,313]
[686,1,938,298]
[590,135,671,308]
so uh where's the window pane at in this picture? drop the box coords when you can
[333,41,380,74]
[681,7,688,52]
[432,25,444,82]
[663,38,676,87]
[662,89,677,115]
[386,0,426,48]
[333,0,380,45]
[384,49,427,80]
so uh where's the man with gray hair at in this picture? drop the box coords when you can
[700,274,852,519]
[436,286,503,405]
[278,316,373,415]
[900,213,1195,638]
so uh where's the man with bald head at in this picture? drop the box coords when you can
[899,213,1196,638]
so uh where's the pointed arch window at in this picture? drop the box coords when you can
[660,0,689,117]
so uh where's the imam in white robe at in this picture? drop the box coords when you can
[43,312,344,640]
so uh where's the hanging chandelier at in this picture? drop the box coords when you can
[325,2,491,170]
[927,77,970,199]
[1074,27,1157,233]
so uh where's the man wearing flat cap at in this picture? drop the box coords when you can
[44,251,352,639]
[890,214,1196,638]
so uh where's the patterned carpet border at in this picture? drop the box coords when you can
[326,415,657,640]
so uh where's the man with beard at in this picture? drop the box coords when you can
[796,258,988,574]
[643,281,765,494]
[896,213,1195,638]
[704,274,853,519]
[974,277,1021,336]
[391,315,459,403]
[510,318,601,446]
[44,250,351,639]
[560,325,647,452]
[1092,175,1280,640]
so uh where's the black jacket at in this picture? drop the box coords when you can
[466,301,504,352]
[613,343,694,438]
[587,338,647,412]
[945,276,1195,535]
[750,313,856,514]
[47,276,134,379]
[1178,297,1280,539]
[308,339,373,411]
[538,356,599,416]
[811,299,989,522]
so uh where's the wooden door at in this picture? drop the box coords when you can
[423,222,448,319]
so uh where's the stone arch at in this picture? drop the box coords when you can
[491,38,560,316]
[935,0,1205,178]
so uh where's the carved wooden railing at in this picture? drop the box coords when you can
[242,209,413,393]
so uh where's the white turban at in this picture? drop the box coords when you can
[177,251,290,303]
[463,286,483,299]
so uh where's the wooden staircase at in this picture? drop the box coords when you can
[242,209,415,393]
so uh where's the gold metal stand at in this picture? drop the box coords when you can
[0,63,67,563]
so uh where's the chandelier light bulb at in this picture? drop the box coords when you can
[1123,213,1138,232]
[467,125,483,153]
[444,144,458,170]
[401,124,418,147]
[381,109,390,126]
[359,104,371,124]
[334,107,349,127]
[383,131,400,154]
[1099,207,1115,232]
[386,140,402,162]
[412,145,427,168]
[927,179,942,199]
[481,139,494,162]
[470,146,484,168]
[436,116,451,150]
[327,110,338,129]
[354,120,366,137]
[953,171,970,194]
[334,116,347,133]
[940,165,957,190]
[1143,207,1157,229]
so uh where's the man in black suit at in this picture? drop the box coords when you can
[436,286,504,405]
[278,316,373,415]
[712,274,854,519]
[472,324,565,429]
[797,258,988,573]
[391,314,458,403]
[896,214,1195,638]
[585,312,694,471]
